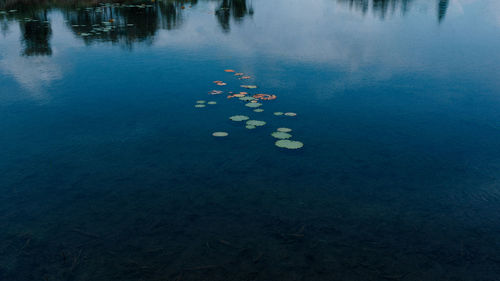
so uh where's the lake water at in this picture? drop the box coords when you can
[1,0,500,280]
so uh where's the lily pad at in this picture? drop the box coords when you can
[275,140,303,149]
[241,85,257,89]
[284,112,297,117]
[246,120,266,127]
[239,96,255,101]
[195,104,206,108]
[271,132,292,139]
[196,100,206,104]
[229,115,250,121]
[245,102,262,108]
[277,127,292,133]
[253,109,264,113]
[246,125,256,129]
[207,101,217,105]
[274,112,284,116]
[212,132,228,137]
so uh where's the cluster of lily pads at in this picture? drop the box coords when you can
[197,69,304,149]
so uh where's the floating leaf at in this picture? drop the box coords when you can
[195,104,206,108]
[271,132,292,139]
[209,90,223,95]
[239,96,255,101]
[277,127,292,133]
[207,101,217,105]
[245,102,262,108]
[229,115,250,121]
[246,125,256,129]
[253,94,276,100]
[275,140,303,149]
[196,100,206,104]
[241,85,257,89]
[253,109,264,112]
[212,132,229,137]
[285,112,297,117]
[246,120,266,126]
[274,112,284,116]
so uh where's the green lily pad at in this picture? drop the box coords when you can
[246,120,266,127]
[277,127,292,133]
[207,101,217,105]
[196,100,206,104]
[229,115,250,121]
[274,112,284,116]
[275,140,303,149]
[246,125,256,129]
[284,112,297,116]
[245,102,262,108]
[253,108,264,112]
[271,132,292,139]
[239,96,255,101]
[241,85,257,89]
[195,104,206,108]
[212,132,228,137]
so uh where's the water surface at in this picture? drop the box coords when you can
[1,0,500,280]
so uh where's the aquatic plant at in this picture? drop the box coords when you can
[275,140,303,149]
[239,96,255,101]
[273,112,284,116]
[212,132,229,137]
[241,85,257,89]
[246,125,256,129]
[271,132,292,139]
[196,100,206,103]
[245,102,262,108]
[229,115,250,121]
[207,101,217,105]
[277,127,292,133]
[195,104,206,108]
[253,109,264,112]
[284,112,297,116]
[246,120,266,126]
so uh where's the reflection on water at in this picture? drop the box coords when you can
[0,0,254,53]
[0,0,452,56]
[336,0,449,21]
[438,0,449,23]
[20,10,51,56]
[215,0,253,32]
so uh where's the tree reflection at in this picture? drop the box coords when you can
[336,0,448,22]
[0,0,253,51]
[20,10,52,56]
[215,0,253,32]
[438,0,448,23]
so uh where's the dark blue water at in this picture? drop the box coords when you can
[1,0,500,280]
